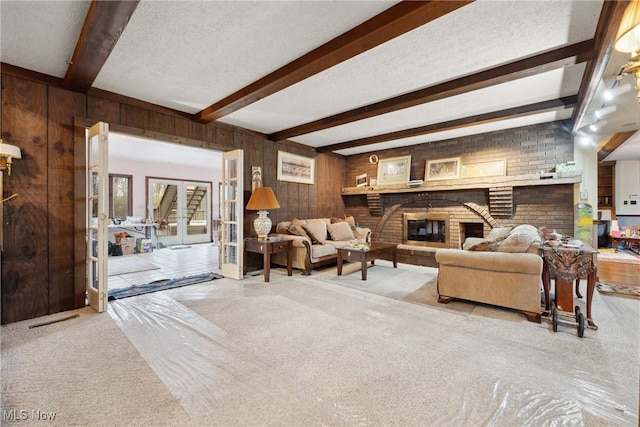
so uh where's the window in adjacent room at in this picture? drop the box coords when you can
[109,174,132,219]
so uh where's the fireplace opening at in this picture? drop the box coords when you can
[403,213,449,247]
[460,222,484,248]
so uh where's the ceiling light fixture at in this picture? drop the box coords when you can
[604,82,632,101]
[594,105,617,119]
[615,0,640,102]
[589,119,608,132]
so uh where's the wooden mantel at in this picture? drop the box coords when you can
[342,171,582,195]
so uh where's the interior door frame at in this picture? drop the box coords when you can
[220,149,244,280]
[86,122,109,312]
[74,118,230,308]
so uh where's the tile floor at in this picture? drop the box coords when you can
[108,243,220,290]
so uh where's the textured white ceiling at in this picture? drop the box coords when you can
[0,1,91,77]
[295,64,586,147]
[0,0,638,160]
[93,0,394,113]
[218,1,602,133]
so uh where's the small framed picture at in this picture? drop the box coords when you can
[356,173,367,187]
[369,178,377,186]
[425,157,461,181]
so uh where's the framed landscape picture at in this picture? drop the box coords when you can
[460,159,506,178]
[425,157,461,181]
[356,173,367,187]
[277,151,315,184]
[377,155,411,185]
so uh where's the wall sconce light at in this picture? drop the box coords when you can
[0,139,21,251]
[0,140,22,176]
[245,186,280,241]
[615,0,640,102]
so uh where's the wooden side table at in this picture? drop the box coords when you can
[541,241,598,329]
[244,238,292,282]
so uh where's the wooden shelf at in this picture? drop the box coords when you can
[342,171,582,195]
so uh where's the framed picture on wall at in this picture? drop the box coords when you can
[376,155,412,185]
[277,151,315,185]
[460,159,506,178]
[425,157,461,181]
[356,173,367,187]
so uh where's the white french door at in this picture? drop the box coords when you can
[86,122,109,312]
[220,150,243,280]
[149,179,212,246]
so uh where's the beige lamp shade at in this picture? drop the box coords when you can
[246,187,280,241]
[246,187,280,210]
[616,0,640,53]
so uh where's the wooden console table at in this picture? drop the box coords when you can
[336,242,397,281]
[541,242,598,329]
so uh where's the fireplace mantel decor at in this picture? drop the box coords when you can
[377,155,411,185]
[426,157,460,181]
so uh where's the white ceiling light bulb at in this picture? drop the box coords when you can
[595,105,617,119]
[604,83,632,101]
[590,120,608,132]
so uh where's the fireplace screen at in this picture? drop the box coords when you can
[403,213,449,247]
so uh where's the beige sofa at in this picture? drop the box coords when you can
[435,224,544,322]
[270,217,371,275]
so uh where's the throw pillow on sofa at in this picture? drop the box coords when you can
[486,226,514,240]
[303,218,328,244]
[288,218,310,239]
[497,224,541,253]
[327,221,356,241]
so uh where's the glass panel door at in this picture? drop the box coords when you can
[86,122,109,312]
[150,179,211,246]
[183,182,211,244]
[221,150,243,280]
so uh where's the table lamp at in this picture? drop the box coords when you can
[246,186,280,241]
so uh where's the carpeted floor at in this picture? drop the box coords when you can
[312,260,476,315]
[2,264,638,425]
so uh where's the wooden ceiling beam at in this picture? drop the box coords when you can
[63,0,140,93]
[597,131,635,161]
[270,40,595,141]
[317,96,578,153]
[571,1,630,132]
[194,0,473,124]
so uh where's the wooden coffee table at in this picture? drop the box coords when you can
[336,242,398,281]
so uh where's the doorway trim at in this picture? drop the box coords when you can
[73,117,230,308]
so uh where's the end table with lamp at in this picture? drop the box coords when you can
[244,187,292,282]
[245,186,280,241]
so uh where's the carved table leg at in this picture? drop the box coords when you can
[586,267,598,329]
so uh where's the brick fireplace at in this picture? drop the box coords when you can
[403,212,450,247]
[342,121,579,267]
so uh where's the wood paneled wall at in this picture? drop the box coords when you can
[1,72,346,324]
